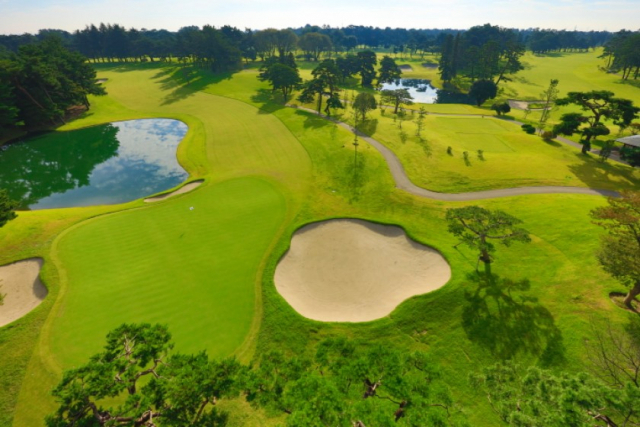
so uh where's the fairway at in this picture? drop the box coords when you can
[367,112,640,192]
[456,134,514,153]
[47,177,286,368]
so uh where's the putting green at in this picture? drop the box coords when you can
[47,177,285,369]
[456,134,515,153]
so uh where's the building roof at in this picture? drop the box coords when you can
[617,135,640,148]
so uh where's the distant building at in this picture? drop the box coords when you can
[616,135,640,149]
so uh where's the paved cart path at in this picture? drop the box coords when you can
[291,105,620,201]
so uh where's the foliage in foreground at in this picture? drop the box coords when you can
[249,337,466,426]
[47,324,467,426]
[46,324,246,426]
[591,190,640,308]
[471,362,639,427]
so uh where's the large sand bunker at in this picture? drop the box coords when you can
[275,219,451,322]
[144,180,203,203]
[0,258,47,327]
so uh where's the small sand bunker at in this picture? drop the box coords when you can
[144,180,203,203]
[275,219,451,322]
[508,99,547,110]
[399,64,413,71]
[0,258,47,327]
[422,63,438,69]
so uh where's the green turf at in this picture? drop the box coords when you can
[48,177,285,367]
[2,55,640,427]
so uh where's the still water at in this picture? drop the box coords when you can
[380,79,473,104]
[0,119,188,210]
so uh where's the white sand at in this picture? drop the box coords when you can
[275,219,451,322]
[0,258,47,327]
[144,180,203,203]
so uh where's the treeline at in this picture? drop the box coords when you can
[528,28,609,53]
[0,24,614,65]
[0,36,104,132]
[601,30,640,80]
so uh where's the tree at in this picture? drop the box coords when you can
[446,206,531,271]
[468,79,497,106]
[297,32,332,62]
[0,189,17,229]
[380,88,413,114]
[248,338,462,426]
[586,317,640,391]
[621,146,640,167]
[377,55,401,85]
[0,189,13,306]
[262,63,300,102]
[273,29,298,59]
[438,34,456,82]
[46,323,246,426]
[356,50,377,87]
[1,36,106,130]
[298,59,343,116]
[555,91,640,153]
[415,106,427,138]
[336,55,359,82]
[353,92,377,123]
[470,362,629,426]
[591,191,640,309]
[538,79,559,134]
[491,102,510,116]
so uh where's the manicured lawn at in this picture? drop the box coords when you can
[50,177,286,366]
[2,55,639,427]
[351,109,640,192]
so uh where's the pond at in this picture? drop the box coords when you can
[379,78,472,104]
[0,119,188,210]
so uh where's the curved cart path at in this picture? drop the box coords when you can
[291,106,620,201]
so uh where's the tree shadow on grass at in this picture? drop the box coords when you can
[542,138,562,148]
[462,272,565,366]
[567,153,640,191]
[346,150,367,203]
[293,110,331,129]
[250,89,286,114]
[152,67,234,106]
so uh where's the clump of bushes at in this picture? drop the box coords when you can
[521,124,536,134]
[491,102,511,116]
[447,146,453,155]
[541,130,555,141]
[477,149,484,160]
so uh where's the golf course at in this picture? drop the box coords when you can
[1,42,640,426]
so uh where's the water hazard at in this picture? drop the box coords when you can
[0,119,188,210]
[380,79,472,104]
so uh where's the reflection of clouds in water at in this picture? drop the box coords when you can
[106,119,188,177]
[30,119,188,210]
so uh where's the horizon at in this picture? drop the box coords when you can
[1,0,638,36]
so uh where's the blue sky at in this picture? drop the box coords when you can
[1,0,638,35]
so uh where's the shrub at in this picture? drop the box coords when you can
[541,130,555,141]
[491,102,511,116]
[447,146,453,155]
[521,124,536,134]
